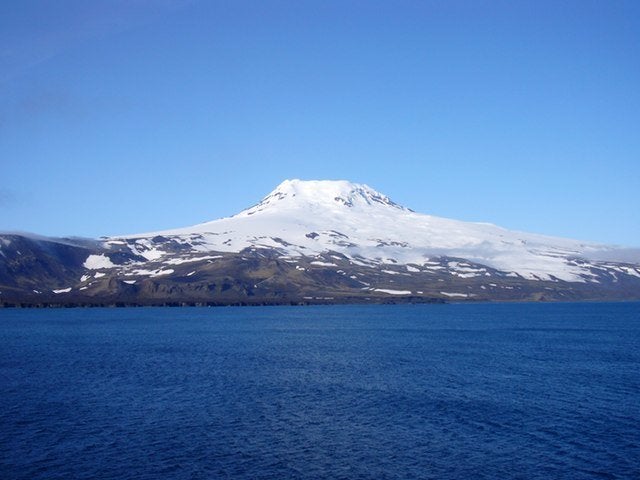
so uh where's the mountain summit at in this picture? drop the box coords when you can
[236,179,408,216]
[1,179,639,306]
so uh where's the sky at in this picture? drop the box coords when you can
[1,0,639,246]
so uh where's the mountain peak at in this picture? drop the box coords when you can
[237,179,407,217]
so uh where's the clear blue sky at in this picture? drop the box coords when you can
[1,0,638,245]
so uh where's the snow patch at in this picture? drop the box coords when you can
[164,255,223,265]
[440,292,472,298]
[126,268,174,277]
[53,288,72,294]
[451,272,481,278]
[83,254,115,269]
[374,289,412,295]
[310,261,337,267]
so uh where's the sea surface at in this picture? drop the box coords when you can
[1,302,639,479]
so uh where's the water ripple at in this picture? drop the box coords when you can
[1,303,639,479]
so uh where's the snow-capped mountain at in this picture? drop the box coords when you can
[1,180,639,306]
[117,179,637,282]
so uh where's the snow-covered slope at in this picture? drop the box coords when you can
[116,179,637,283]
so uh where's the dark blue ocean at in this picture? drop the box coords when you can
[1,303,639,479]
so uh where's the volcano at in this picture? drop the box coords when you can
[1,180,639,306]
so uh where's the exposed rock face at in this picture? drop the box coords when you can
[1,180,639,306]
